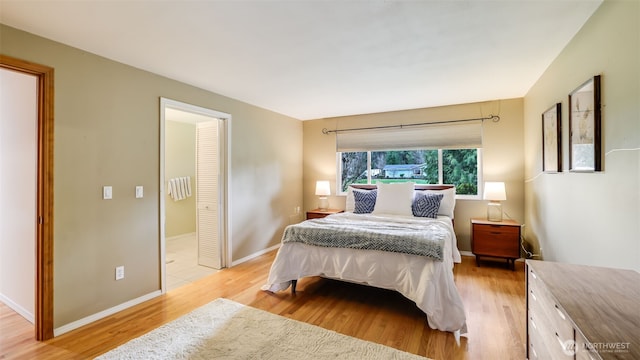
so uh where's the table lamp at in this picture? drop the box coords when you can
[483,181,506,222]
[315,180,331,210]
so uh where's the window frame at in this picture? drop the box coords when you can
[336,148,483,200]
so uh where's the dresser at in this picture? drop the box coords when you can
[470,218,520,269]
[526,260,640,360]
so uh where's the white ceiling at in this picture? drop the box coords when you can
[0,0,602,120]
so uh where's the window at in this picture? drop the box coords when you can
[334,119,483,198]
[338,149,481,197]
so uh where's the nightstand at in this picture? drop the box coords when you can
[306,208,344,219]
[471,218,521,270]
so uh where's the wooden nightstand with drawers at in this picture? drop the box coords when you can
[471,218,521,270]
[306,208,344,220]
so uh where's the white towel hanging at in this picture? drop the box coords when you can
[170,178,179,201]
[178,177,186,200]
[185,176,192,197]
[167,176,193,201]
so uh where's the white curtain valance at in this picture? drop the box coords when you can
[335,120,483,152]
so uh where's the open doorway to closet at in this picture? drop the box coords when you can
[160,98,229,292]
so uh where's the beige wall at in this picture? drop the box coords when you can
[523,0,639,271]
[0,24,303,329]
[303,98,525,252]
[164,120,197,238]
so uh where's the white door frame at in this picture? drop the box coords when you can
[159,97,231,293]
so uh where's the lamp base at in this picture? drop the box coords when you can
[318,197,329,211]
[487,202,503,222]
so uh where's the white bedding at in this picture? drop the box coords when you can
[261,212,467,334]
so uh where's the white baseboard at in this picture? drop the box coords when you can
[53,290,162,337]
[0,293,34,324]
[231,243,280,267]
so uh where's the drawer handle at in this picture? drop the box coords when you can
[490,231,502,235]
[555,332,572,354]
[554,304,566,320]
[555,332,565,348]
[531,318,537,330]
[530,272,537,279]
[530,291,537,302]
[531,346,538,359]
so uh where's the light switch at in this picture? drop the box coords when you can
[103,186,112,200]
[135,186,143,198]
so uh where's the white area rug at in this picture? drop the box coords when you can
[95,298,428,360]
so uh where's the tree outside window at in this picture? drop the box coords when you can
[338,149,480,196]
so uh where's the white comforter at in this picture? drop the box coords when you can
[261,213,467,334]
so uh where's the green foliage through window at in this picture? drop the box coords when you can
[339,149,479,195]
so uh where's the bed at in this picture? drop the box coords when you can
[261,182,467,338]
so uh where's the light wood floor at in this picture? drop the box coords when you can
[1,252,526,359]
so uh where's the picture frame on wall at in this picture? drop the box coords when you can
[569,75,601,172]
[542,103,562,172]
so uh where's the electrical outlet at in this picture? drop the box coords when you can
[115,266,125,280]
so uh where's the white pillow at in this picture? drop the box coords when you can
[345,186,355,212]
[372,182,415,216]
[416,187,456,218]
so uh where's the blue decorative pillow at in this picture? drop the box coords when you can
[412,192,444,218]
[353,189,377,214]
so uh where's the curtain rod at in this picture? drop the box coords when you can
[321,114,500,135]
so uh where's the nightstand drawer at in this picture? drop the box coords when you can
[306,209,344,219]
[473,223,520,237]
[471,218,521,269]
[307,212,328,219]
[472,228,520,258]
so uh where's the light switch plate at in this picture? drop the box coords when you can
[103,186,112,200]
[135,186,143,198]
[115,266,124,280]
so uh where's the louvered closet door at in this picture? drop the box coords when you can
[196,121,221,269]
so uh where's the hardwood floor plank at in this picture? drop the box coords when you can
[0,253,526,359]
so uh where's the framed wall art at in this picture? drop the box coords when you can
[542,103,562,172]
[569,75,601,172]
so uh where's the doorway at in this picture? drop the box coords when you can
[0,66,37,324]
[160,98,229,292]
[0,55,54,340]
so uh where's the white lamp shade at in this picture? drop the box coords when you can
[483,182,506,201]
[315,181,331,196]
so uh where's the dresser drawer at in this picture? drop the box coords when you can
[529,277,574,341]
[528,267,575,359]
[529,307,575,359]
[528,314,551,360]
[527,266,540,290]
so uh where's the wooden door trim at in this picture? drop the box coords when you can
[0,54,54,340]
